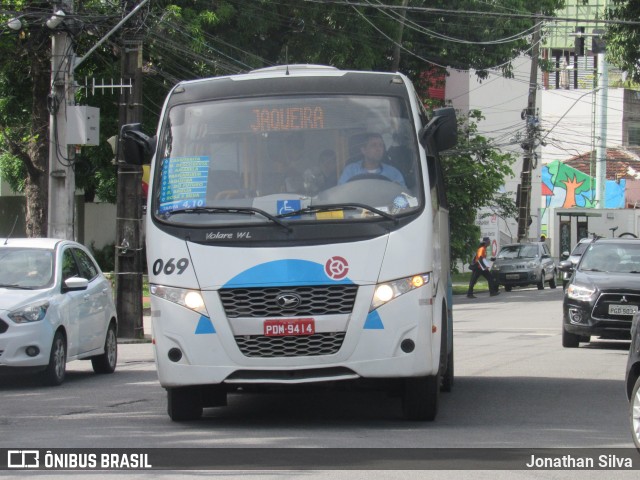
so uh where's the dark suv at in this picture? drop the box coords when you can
[560,238,640,348]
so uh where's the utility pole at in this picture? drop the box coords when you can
[391,0,409,72]
[115,3,144,339]
[516,18,542,242]
[593,30,608,207]
[48,1,76,240]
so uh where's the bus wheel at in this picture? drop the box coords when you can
[402,374,439,421]
[441,347,454,393]
[167,387,203,421]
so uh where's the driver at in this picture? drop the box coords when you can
[338,133,406,186]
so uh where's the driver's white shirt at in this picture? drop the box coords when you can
[338,161,406,186]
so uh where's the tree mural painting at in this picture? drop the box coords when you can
[542,160,625,210]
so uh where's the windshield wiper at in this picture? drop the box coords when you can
[0,283,32,290]
[163,207,291,231]
[276,203,398,223]
[581,268,603,272]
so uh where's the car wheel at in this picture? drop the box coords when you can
[549,271,557,289]
[402,374,439,421]
[562,327,580,348]
[167,387,203,421]
[504,285,512,292]
[42,331,66,386]
[91,323,118,374]
[631,376,640,450]
[580,335,590,343]
[537,277,545,290]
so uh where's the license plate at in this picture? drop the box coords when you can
[264,318,315,336]
[608,304,638,316]
[506,274,519,280]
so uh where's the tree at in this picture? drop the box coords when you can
[0,1,52,236]
[440,110,516,268]
[606,0,640,83]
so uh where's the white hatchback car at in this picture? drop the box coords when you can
[0,238,117,385]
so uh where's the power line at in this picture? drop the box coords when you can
[304,1,640,26]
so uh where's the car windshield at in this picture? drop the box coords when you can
[497,245,539,259]
[153,94,422,226]
[0,248,54,289]
[579,243,640,273]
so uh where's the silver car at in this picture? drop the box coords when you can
[560,238,594,289]
[0,238,118,385]
[490,242,557,292]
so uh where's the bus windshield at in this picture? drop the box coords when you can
[152,94,422,226]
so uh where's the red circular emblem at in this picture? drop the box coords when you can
[325,256,349,280]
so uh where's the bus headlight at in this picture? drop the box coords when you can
[150,284,209,316]
[370,273,430,312]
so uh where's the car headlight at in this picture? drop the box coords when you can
[566,284,596,301]
[8,300,50,323]
[370,273,430,312]
[150,284,208,316]
[527,261,538,268]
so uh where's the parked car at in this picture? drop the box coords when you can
[490,242,557,292]
[0,238,117,385]
[560,237,640,348]
[626,312,640,450]
[560,237,594,289]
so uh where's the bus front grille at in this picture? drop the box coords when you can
[234,332,346,357]
[219,285,358,318]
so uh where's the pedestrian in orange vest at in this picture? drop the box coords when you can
[467,237,500,298]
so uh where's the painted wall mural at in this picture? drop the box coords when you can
[542,160,625,210]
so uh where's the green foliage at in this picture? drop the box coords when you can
[441,110,516,269]
[0,152,26,193]
[89,242,115,272]
[606,0,640,83]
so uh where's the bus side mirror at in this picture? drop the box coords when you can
[121,123,155,165]
[419,107,457,153]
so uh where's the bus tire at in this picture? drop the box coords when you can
[402,374,439,421]
[167,387,203,421]
[441,347,454,393]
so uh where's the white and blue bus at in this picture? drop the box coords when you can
[122,65,457,421]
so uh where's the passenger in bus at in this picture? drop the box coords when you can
[259,133,305,194]
[303,149,338,195]
[338,133,406,186]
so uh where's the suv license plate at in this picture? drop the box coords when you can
[506,274,519,280]
[608,304,638,316]
[264,318,315,336]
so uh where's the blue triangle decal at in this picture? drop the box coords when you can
[195,316,216,334]
[363,311,384,330]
